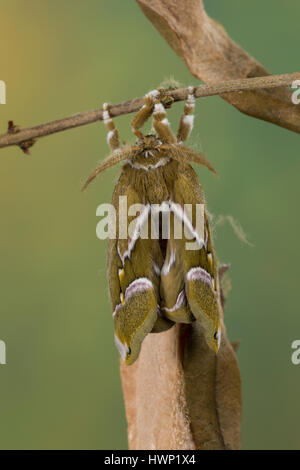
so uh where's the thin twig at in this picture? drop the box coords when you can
[0,73,299,152]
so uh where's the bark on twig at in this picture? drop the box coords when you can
[0,73,299,153]
[136,0,300,133]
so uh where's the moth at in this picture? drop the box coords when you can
[83,87,222,365]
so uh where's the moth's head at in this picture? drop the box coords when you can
[136,134,162,151]
[127,134,169,168]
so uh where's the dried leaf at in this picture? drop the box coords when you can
[120,321,241,450]
[136,0,300,133]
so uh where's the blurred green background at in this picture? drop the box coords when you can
[0,0,299,450]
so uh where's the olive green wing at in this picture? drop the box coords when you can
[170,164,222,353]
[108,174,172,365]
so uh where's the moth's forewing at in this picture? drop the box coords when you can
[171,164,221,352]
[108,176,168,365]
[113,278,158,365]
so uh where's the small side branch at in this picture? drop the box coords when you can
[0,73,299,152]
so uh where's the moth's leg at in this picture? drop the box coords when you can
[131,89,160,139]
[152,99,177,144]
[171,164,222,352]
[103,102,120,151]
[177,86,195,143]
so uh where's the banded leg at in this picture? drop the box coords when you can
[177,86,195,143]
[103,103,120,152]
[152,100,177,144]
[131,89,160,139]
